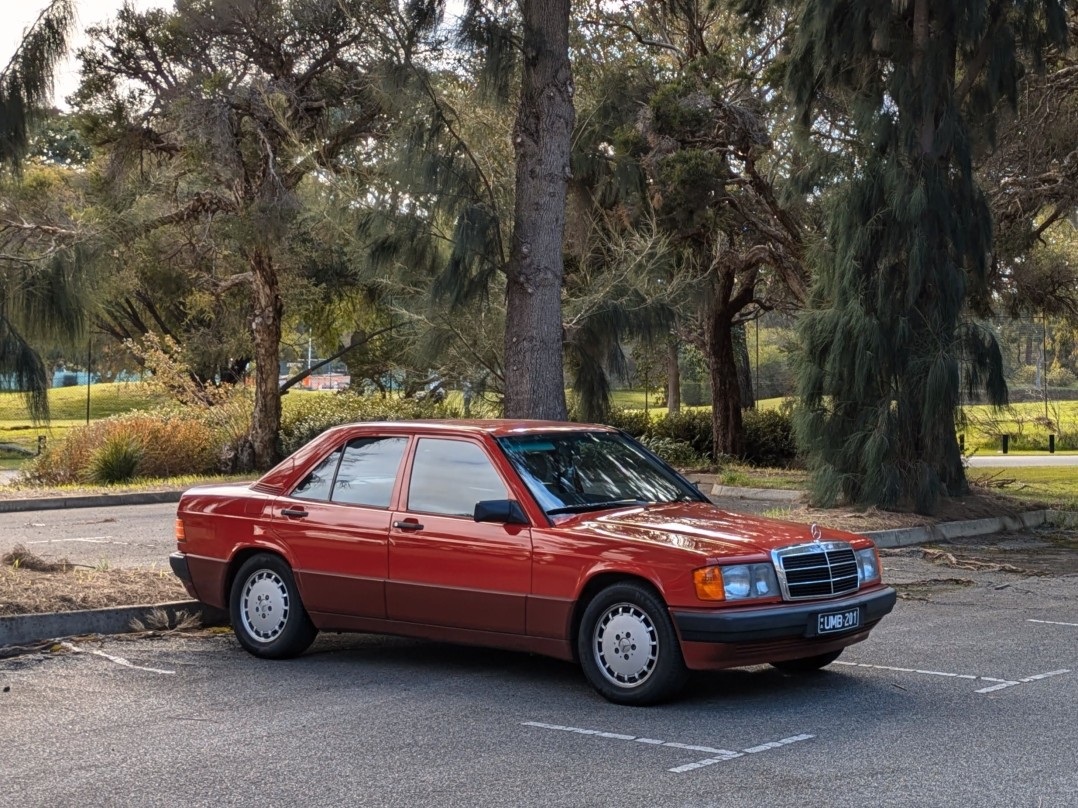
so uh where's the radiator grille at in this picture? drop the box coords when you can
[773,542,859,600]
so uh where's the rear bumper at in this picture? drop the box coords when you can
[671,586,897,671]
[169,552,192,583]
[169,552,200,600]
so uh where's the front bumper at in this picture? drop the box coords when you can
[672,586,897,643]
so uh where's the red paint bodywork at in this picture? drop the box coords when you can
[174,420,891,669]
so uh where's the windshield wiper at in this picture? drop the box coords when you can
[547,499,650,516]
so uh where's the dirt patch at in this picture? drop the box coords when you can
[920,528,1078,576]
[781,491,1040,534]
[1,546,188,616]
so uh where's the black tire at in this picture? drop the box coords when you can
[577,582,689,706]
[770,649,843,673]
[229,553,317,659]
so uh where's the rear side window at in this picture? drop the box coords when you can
[407,438,508,517]
[290,437,408,506]
[331,437,408,508]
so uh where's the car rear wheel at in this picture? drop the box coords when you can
[577,582,688,706]
[230,553,317,659]
[770,649,843,673]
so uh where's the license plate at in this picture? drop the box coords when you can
[817,607,860,635]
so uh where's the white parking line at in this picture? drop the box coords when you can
[522,722,814,774]
[836,661,1072,694]
[835,661,1008,683]
[974,670,1071,694]
[26,536,119,545]
[1028,619,1078,628]
[60,642,175,675]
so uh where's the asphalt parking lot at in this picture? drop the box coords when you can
[2,549,1075,808]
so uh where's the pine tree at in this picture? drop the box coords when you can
[1,0,73,172]
[0,0,76,421]
[784,0,1068,512]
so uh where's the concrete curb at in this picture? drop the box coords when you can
[0,490,183,513]
[0,600,229,649]
[865,509,1055,549]
[710,485,803,502]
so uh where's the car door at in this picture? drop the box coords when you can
[387,436,531,634]
[272,435,409,619]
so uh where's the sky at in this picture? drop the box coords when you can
[3,1,170,104]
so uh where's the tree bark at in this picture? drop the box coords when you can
[666,337,681,413]
[502,0,574,421]
[707,304,744,458]
[248,247,283,470]
[734,323,754,409]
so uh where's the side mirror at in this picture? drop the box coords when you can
[474,499,529,525]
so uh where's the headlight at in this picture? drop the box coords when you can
[856,547,880,584]
[694,563,779,601]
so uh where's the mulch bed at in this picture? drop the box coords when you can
[1,545,188,616]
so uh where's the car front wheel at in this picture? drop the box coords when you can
[770,649,843,673]
[577,582,688,706]
[230,553,317,659]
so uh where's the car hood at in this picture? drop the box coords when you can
[562,502,862,558]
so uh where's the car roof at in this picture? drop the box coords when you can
[331,419,618,438]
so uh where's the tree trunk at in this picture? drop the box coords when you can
[666,337,681,413]
[707,304,744,459]
[248,248,283,470]
[502,0,574,421]
[734,323,754,409]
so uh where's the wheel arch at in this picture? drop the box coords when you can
[223,546,292,606]
[568,572,667,663]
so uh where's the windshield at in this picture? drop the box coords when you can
[496,431,705,516]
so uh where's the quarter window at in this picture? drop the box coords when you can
[291,447,343,502]
[331,437,408,508]
[407,438,508,517]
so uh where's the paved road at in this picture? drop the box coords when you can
[0,502,176,568]
[2,550,1075,807]
[967,453,1078,466]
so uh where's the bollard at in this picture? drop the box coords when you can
[1049,434,1055,454]
[37,435,46,455]
[1001,434,1009,454]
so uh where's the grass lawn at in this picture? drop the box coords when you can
[968,466,1078,511]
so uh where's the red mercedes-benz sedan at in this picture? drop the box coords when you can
[171,420,895,704]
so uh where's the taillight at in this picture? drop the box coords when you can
[175,519,187,542]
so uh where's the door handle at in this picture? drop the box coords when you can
[281,507,309,518]
[392,520,424,532]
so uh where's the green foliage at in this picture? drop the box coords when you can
[279,393,454,455]
[596,406,797,468]
[88,433,143,484]
[650,410,715,457]
[637,435,706,469]
[784,0,1066,512]
[741,409,797,467]
[0,0,74,171]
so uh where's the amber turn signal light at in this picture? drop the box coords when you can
[693,566,725,601]
[175,519,186,542]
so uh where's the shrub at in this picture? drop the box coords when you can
[24,412,219,485]
[638,436,706,469]
[279,393,454,455]
[742,409,798,467]
[650,410,714,456]
[88,434,144,484]
[599,407,652,438]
